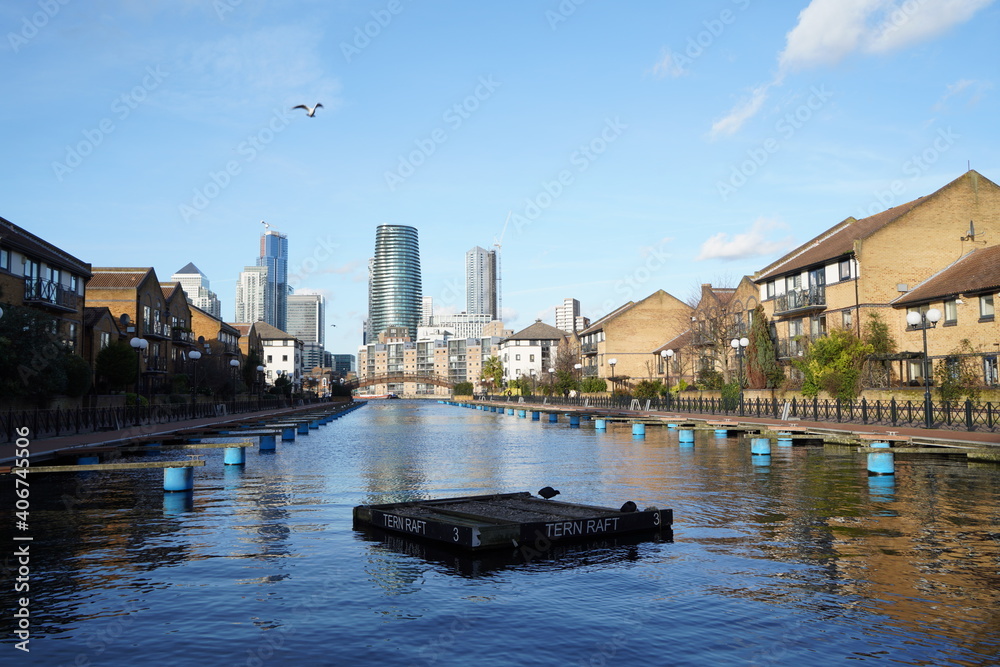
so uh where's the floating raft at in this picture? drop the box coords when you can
[353,492,672,551]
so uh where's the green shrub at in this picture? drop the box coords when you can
[453,381,474,396]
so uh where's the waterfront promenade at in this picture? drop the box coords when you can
[0,401,348,465]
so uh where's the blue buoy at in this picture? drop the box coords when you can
[632,423,645,436]
[282,427,295,441]
[507,408,514,415]
[569,415,580,427]
[595,419,606,430]
[163,466,194,492]
[531,411,540,421]
[714,428,729,437]
[777,433,793,447]
[867,441,894,475]
[224,446,246,465]
[752,454,772,468]
[518,409,526,418]
[77,456,100,465]
[548,413,558,423]
[751,437,771,455]
[259,435,276,451]
[679,429,694,444]
[297,423,309,435]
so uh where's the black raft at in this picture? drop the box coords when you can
[353,492,672,551]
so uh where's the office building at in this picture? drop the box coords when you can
[368,224,422,339]
[258,229,289,331]
[466,246,497,318]
[235,266,268,324]
[171,262,221,318]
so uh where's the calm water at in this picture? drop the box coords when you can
[3,400,1000,666]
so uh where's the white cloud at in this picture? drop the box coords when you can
[714,0,994,136]
[932,78,992,110]
[696,218,795,261]
[650,49,686,78]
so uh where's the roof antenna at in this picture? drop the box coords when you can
[962,220,975,242]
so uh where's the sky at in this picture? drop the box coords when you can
[3,0,998,356]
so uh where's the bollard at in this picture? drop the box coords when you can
[259,435,276,451]
[569,415,580,427]
[77,456,100,465]
[507,408,515,415]
[867,441,894,475]
[751,437,771,456]
[679,429,694,444]
[777,433,793,447]
[531,411,540,421]
[518,409,526,418]
[549,413,558,423]
[595,419,606,430]
[632,423,645,436]
[282,427,296,441]
[714,428,729,437]
[297,423,309,435]
[224,446,246,465]
[163,466,194,492]
[752,454,772,468]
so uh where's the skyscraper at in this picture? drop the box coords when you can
[465,246,497,318]
[235,266,268,323]
[555,297,582,333]
[368,224,422,340]
[287,292,326,370]
[171,262,222,318]
[258,229,289,331]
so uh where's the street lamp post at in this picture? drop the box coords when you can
[257,364,265,405]
[906,307,942,429]
[230,358,240,410]
[188,349,202,414]
[129,337,148,425]
[608,358,617,398]
[660,348,674,408]
[547,366,555,395]
[730,337,749,415]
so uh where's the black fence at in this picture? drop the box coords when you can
[0,396,333,444]
[482,394,1000,433]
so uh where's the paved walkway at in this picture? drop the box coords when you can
[478,399,1000,448]
[1,402,350,465]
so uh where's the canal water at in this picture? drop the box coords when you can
[3,400,1000,666]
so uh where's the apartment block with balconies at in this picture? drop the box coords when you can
[0,215,92,353]
[755,170,1000,383]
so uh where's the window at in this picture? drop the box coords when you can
[842,310,853,329]
[981,294,995,320]
[70,275,78,292]
[985,356,998,386]
[0,248,10,271]
[47,267,61,284]
[267,355,273,363]
[100,331,110,350]
[944,299,958,325]
[24,258,39,279]
[788,319,803,337]
[282,355,288,362]
[839,259,852,281]
[766,281,775,299]
[786,274,801,292]
[529,354,535,362]
[810,315,827,337]
[515,354,521,361]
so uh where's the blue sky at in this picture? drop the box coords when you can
[3,0,997,355]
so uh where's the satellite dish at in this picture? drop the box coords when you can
[197,335,205,344]
[120,313,131,325]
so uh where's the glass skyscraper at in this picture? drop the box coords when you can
[369,224,422,340]
[258,230,288,331]
[465,245,497,319]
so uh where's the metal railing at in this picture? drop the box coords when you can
[774,285,826,315]
[23,277,79,310]
[481,394,999,432]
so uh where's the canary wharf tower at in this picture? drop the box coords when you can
[368,224,422,340]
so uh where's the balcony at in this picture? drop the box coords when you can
[172,329,195,345]
[773,286,826,316]
[23,277,79,312]
[143,320,173,339]
[582,366,598,377]
[581,342,598,355]
[144,356,168,373]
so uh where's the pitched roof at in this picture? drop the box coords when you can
[174,262,203,275]
[159,282,181,299]
[0,215,92,277]
[504,320,567,341]
[579,300,636,335]
[88,267,156,289]
[652,330,693,354]
[253,320,296,340]
[892,245,1000,306]
[83,306,119,330]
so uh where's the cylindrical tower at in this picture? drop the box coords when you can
[369,224,422,339]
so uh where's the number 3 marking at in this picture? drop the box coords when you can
[453,527,460,541]
[653,512,660,526]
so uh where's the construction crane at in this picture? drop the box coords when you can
[493,211,511,321]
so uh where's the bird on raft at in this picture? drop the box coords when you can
[620,501,638,513]
[292,103,323,117]
[538,486,560,500]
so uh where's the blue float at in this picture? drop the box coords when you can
[531,411,540,420]
[679,429,695,444]
[309,420,320,429]
[163,466,194,492]
[224,446,246,465]
[751,437,771,456]
[632,423,645,436]
[507,408,515,415]
[777,433,793,447]
[595,419,606,430]
[259,435,276,451]
[667,424,678,429]
[77,456,99,465]
[714,428,729,437]
[867,441,894,475]
[569,415,580,427]
[282,427,296,441]
[549,413,558,423]
[297,423,309,435]
[752,454,772,468]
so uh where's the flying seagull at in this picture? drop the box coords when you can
[538,486,560,500]
[292,103,323,117]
